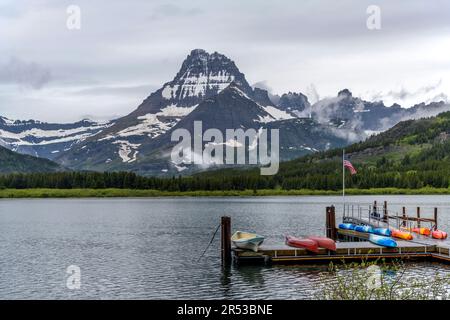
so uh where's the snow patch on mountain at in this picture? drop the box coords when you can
[113,140,140,163]
[177,71,234,99]
[257,115,276,123]
[262,106,295,121]
[172,163,188,172]
[159,104,197,117]
[161,85,179,99]
[0,123,110,147]
[0,117,16,125]
[162,60,237,101]
[102,104,199,141]
[206,139,244,148]
[115,114,172,139]
[0,126,105,144]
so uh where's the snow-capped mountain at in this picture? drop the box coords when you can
[87,49,292,144]
[56,82,352,175]
[310,89,450,134]
[0,116,112,160]
[2,48,449,175]
[91,49,254,142]
[55,49,299,171]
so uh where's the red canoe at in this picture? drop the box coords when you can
[432,230,448,240]
[285,236,319,253]
[307,236,337,251]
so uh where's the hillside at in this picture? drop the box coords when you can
[0,145,64,174]
[1,112,449,192]
[196,111,450,190]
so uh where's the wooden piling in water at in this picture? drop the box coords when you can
[221,216,231,265]
[326,206,336,240]
[383,201,388,224]
[402,207,406,227]
[417,207,421,228]
[434,208,438,229]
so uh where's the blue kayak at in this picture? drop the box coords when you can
[373,228,392,237]
[354,225,374,233]
[369,234,397,248]
[339,223,356,230]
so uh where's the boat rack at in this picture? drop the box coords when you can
[232,240,450,265]
[221,202,450,265]
[342,201,439,230]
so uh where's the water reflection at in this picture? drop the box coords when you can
[0,196,449,299]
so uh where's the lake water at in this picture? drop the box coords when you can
[0,195,449,299]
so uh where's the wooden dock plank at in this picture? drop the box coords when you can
[232,239,440,264]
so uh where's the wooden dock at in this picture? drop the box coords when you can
[233,240,450,264]
[222,202,450,266]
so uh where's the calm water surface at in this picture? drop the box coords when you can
[0,195,449,299]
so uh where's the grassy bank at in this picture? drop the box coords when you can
[0,187,450,198]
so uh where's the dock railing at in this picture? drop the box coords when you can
[342,201,438,231]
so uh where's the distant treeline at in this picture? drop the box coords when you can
[0,160,449,191]
[1,112,450,191]
[0,171,275,191]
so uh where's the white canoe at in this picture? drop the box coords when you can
[231,231,264,252]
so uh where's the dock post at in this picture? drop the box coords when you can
[383,201,388,224]
[326,206,337,240]
[402,207,406,227]
[395,211,399,229]
[331,205,336,240]
[417,207,421,228]
[221,216,232,266]
[434,208,438,230]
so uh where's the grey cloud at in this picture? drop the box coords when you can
[305,84,320,105]
[74,84,157,97]
[252,80,272,92]
[427,93,448,103]
[252,80,282,104]
[0,0,449,122]
[368,80,448,107]
[0,57,51,89]
[387,80,443,100]
[227,0,450,45]
[149,3,203,20]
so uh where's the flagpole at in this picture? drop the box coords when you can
[342,149,345,213]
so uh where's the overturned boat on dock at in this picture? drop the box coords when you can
[307,236,337,251]
[285,236,319,253]
[231,231,264,252]
[369,234,398,248]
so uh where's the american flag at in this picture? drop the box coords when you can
[344,160,357,175]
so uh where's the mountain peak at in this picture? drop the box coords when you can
[189,48,207,56]
[338,89,353,99]
[277,91,310,116]
[253,87,274,106]
[155,49,253,108]
[188,49,227,60]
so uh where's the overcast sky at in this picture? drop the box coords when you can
[1,0,449,123]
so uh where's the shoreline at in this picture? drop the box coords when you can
[1,187,450,198]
